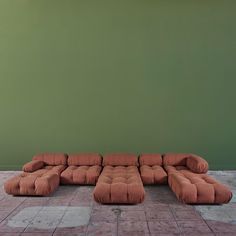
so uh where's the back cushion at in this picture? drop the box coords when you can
[103,153,138,166]
[139,154,162,166]
[68,153,102,166]
[163,153,192,166]
[33,153,67,166]
[186,155,209,173]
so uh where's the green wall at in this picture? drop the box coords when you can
[0,0,236,170]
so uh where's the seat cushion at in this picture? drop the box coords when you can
[139,154,162,166]
[140,165,167,185]
[103,153,138,166]
[33,153,67,165]
[68,153,101,166]
[60,165,102,185]
[93,166,145,204]
[168,171,232,204]
[4,170,60,196]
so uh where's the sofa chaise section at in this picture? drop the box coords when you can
[60,153,102,185]
[4,153,67,196]
[163,153,232,204]
[93,154,145,204]
[139,154,167,185]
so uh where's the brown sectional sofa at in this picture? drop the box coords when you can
[4,152,233,205]
[93,154,145,204]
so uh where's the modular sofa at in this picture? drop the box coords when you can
[60,153,102,185]
[4,152,233,205]
[4,153,67,196]
[163,153,232,204]
[139,154,167,185]
[93,154,145,204]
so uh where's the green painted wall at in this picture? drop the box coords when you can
[0,0,235,170]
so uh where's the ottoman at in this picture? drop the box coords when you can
[93,154,145,204]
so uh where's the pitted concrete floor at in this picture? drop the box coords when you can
[0,171,235,236]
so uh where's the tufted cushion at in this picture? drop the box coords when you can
[33,153,67,166]
[103,153,138,166]
[140,165,167,185]
[60,165,102,185]
[168,170,232,204]
[139,154,162,166]
[4,170,60,196]
[68,153,102,166]
[4,165,66,196]
[93,166,145,204]
[164,165,189,175]
[23,160,44,172]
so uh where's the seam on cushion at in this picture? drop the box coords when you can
[213,184,216,203]
[32,174,39,194]
[16,176,21,195]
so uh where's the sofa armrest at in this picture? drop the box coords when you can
[186,155,208,173]
[22,160,45,172]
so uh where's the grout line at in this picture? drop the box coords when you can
[21,197,51,233]
[144,205,151,236]
[168,203,184,235]
[0,197,27,223]
[51,205,69,236]
[84,199,93,236]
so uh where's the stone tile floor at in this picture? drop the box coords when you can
[0,171,235,236]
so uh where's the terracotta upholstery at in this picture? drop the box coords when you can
[139,154,167,184]
[23,160,44,172]
[60,153,102,185]
[164,154,232,204]
[33,153,67,166]
[93,166,145,204]
[163,153,208,173]
[4,152,232,204]
[94,154,144,204]
[103,153,138,166]
[167,168,232,204]
[68,153,102,166]
[4,166,65,196]
[4,154,67,196]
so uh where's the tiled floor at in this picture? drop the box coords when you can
[0,171,235,236]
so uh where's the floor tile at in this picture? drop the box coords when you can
[176,220,212,234]
[173,210,202,221]
[148,220,180,234]
[87,222,117,236]
[118,221,149,236]
[146,210,174,221]
[206,220,236,233]
[53,226,86,236]
[119,210,146,222]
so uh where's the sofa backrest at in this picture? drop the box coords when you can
[68,153,102,166]
[163,153,208,174]
[103,153,138,166]
[139,154,162,166]
[33,153,67,166]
